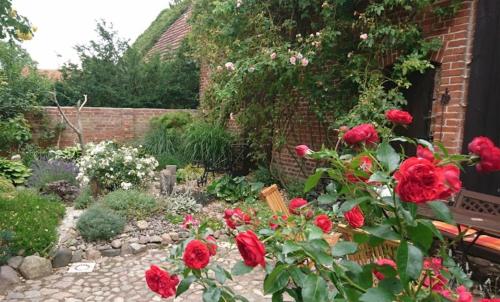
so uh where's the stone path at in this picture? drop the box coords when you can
[1,244,275,302]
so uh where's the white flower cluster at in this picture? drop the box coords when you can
[77,141,158,190]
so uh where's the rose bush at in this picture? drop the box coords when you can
[146,112,500,301]
[76,141,157,191]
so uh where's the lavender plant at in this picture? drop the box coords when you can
[27,158,79,189]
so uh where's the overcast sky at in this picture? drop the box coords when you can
[12,0,174,69]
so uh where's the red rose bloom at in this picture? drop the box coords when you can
[206,235,217,256]
[346,155,373,183]
[295,145,313,157]
[373,258,397,280]
[456,286,473,302]
[423,258,448,292]
[145,265,180,298]
[343,124,379,146]
[183,240,211,270]
[436,164,462,199]
[289,198,308,215]
[269,215,288,230]
[224,208,252,229]
[344,206,365,228]
[385,109,413,125]
[314,214,333,233]
[417,145,435,162]
[236,230,266,268]
[468,136,495,155]
[181,214,199,230]
[394,157,441,203]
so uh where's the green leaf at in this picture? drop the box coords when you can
[379,277,404,295]
[301,275,328,302]
[306,225,324,241]
[396,241,423,284]
[289,267,307,287]
[231,261,253,276]
[264,264,290,294]
[340,196,370,212]
[282,241,302,255]
[317,193,337,205]
[203,287,221,302]
[417,219,444,241]
[331,241,358,257]
[272,291,284,302]
[304,169,326,192]
[407,222,435,252]
[428,201,454,224]
[376,142,400,172]
[176,275,196,297]
[364,224,401,241]
[212,265,227,284]
[360,287,394,302]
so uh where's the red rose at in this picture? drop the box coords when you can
[224,208,252,229]
[314,214,333,233]
[385,109,413,125]
[269,214,288,230]
[295,145,313,157]
[394,157,441,203]
[346,155,373,183]
[343,124,379,146]
[417,145,435,162]
[479,299,500,302]
[236,230,266,267]
[436,164,461,199]
[476,147,500,173]
[423,257,448,292]
[183,240,211,270]
[181,214,199,230]
[456,286,473,302]
[145,265,180,298]
[206,235,217,256]
[468,136,495,155]
[289,198,308,215]
[373,258,397,280]
[344,206,364,228]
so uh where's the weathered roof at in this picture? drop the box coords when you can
[146,7,191,57]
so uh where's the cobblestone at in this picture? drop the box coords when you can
[1,245,278,302]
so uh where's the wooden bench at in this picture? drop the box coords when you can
[260,184,398,264]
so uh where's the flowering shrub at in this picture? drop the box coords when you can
[145,111,500,301]
[76,141,157,191]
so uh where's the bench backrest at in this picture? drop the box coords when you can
[260,184,290,216]
[453,189,500,218]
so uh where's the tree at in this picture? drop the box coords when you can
[0,0,33,42]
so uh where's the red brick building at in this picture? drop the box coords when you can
[152,0,499,196]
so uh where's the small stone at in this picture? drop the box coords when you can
[52,248,72,268]
[71,251,83,263]
[18,255,52,279]
[69,246,77,251]
[96,244,111,251]
[85,248,101,260]
[147,243,160,250]
[161,233,172,245]
[0,265,20,292]
[111,239,122,249]
[139,236,150,244]
[129,243,147,254]
[128,237,139,243]
[169,232,179,241]
[7,256,23,269]
[124,225,134,232]
[136,220,149,230]
[120,242,133,256]
[101,249,121,257]
[149,235,162,243]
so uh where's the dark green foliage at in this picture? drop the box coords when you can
[27,159,78,189]
[101,189,157,220]
[0,230,15,264]
[0,176,14,193]
[55,21,199,109]
[0,0,33,42]
[182,122,234,168]
[76,206,125,241]
[0,158,31,185]
[74,186,94,209]
[207,176,263,203]
[250,166,276,186]
[0,190,65,257]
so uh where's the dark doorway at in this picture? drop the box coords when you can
[393,68,436,156]
[461,0,500,196]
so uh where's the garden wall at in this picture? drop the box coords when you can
[28,107,197,148]
[270,0,476,181]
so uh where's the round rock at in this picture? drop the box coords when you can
[136,220,149,230]
[19,256,52,279]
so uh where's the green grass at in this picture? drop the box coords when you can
[0,190,65,257]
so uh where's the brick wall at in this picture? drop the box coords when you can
[270,0,476,180]
[28,107,197,148]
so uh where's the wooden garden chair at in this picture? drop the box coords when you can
[260,184,398,264]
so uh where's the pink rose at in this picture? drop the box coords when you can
[270,52,277,60]
[360,33,368,40]
[295,145,312,157]
[301,58,309,66]
[289,56,297,65]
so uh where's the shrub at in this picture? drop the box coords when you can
[74,186,94,209]
[0,158,31,185]
[77,141,158,191]
[0,115,31,152]
[182,122,234,168]
[0,176,14,193]
[76,206,125,241]
[207,176,263,203]
[102,189,157,220]
[162,192,201,214]
[150,111,193,129]
[176,164,204,183]
[250,165,276,186]
[0,190,65,257]
[27,158,78,189]
[48,146,82,161]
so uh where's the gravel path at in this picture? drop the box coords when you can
[1,245,276,302]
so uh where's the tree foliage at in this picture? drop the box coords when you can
[55,21,199,109]
[0,0,33,42]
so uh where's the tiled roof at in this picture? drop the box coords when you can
[38,69,62,81]
[147,7,191,57]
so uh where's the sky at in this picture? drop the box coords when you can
[12,0,174,69]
